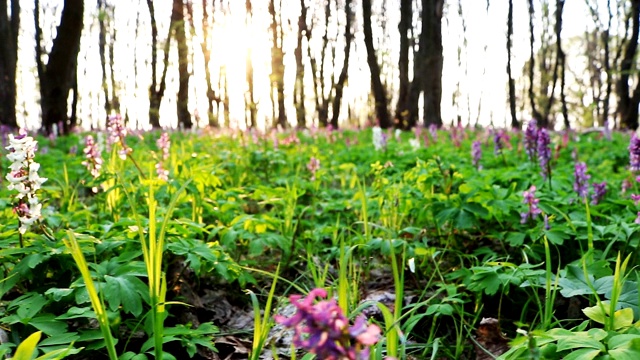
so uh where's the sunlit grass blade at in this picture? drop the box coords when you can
[63,231,118,360]
[247,264,279,360]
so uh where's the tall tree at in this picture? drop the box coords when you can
[330,0,354,129]
[307,0,335,127]
[617,0,640,130]
[363,0,391,128]
[527,0,543,126]
[200,0,220,127]
[293,0,308,128]
[555,0,568,129]
[394,0,411,128]
[147,0,170,128]
[0,0,19,128]
[406,0,443,128]
[174,0,191,128]
[268,0,287,128]
[245,0,257,128]
[35,0,84,135]
[98,0,119,116]
[506,0,518,129]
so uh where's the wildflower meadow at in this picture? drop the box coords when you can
[2,122,640,359]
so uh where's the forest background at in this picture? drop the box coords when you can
[0,0,638,134]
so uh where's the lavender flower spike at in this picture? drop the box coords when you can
[591,181,607,205]
[5,130,48,234]
[537,128,551,180]
[629,133,640,171]
[521,185,542,224]
[81,135,103,178]
[275,288,381,360]
[573,162,591,198]
[471,140,482,170]
[524,119,538,161]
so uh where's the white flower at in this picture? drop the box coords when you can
[5,131,46,234]
[409,138,420,150]
[395,129,402,141]
[372,126,387,151]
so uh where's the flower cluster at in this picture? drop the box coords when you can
[155,132,171,181]
[520,185,542,224]
[428,123,438,142]
[372,126,387,151]
[107,115,130,160]
[573,162,591,198]
[537,128,552,179]
[591,181,607,205]
[81,135,103,178]
[275,288,380,360]
[471,140,482,170]
[157,132,170,161]
[5,131,48,234]
[493,130,503,155]
[629,133,640,171]
[524,119,538,161]
[307,157,320,181]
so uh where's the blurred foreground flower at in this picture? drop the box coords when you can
[471,140,482,170]
[573,162,591,198]
[372,126,387,151]
[275,288,380,360]
[521,185,542,224]
[5,130,47,234]
[537,128,551,180]
[591,181,607,205]
[630,133,640,171]
[107,114,130,160]
[524,119,538,161]
[307,157,320,181]
[81,135,103,178]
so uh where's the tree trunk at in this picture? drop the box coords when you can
[245,0,256,128]
[147,0,172,129]
[527,0,543,126]
[330,0,354,129]
[174,0,191,128]
[363,0,391,128]
[293,0,307,128]
[201,0,219,127]
[617,0,640,130]
[506,0,518,129]
[269,0,286,128]
[602,0,612,127]
[0,0,19,128]
[407,0,443,128]
[555,0,568,129]
[394,0,411,129]
[37,0,84,135]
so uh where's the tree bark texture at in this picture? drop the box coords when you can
[617,0,640,130]
[363,0,391,128]
[269,0,287,128]
[330,0,354,129]
[37,0,84,135]
[394,0,411,128]
[0,0,19,128]
[507,0,518,129]
[174,0,192,128]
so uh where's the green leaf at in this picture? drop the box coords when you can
[583,305,607,324]
[608,337,640,360]
[30,314,69,335]
[13,331,42,360]
[104,275,145,317]
[562,348,601,360]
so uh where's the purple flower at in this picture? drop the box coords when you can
[635,212,640,224]
[493,129,504,155]
[629,133,640,171]
[156,132,170,161]
[429,124,438,142]
[524,119,538,161]
[471,140,482,169]
[632,194,640,205]
[275,288,380,360]
[81,135,103,179]
[573,162,591,198]
[521,185,542,224]
[537,128,552,179]
[107,114,130,160]
[307,157,320,181]
[591,181,607,205]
